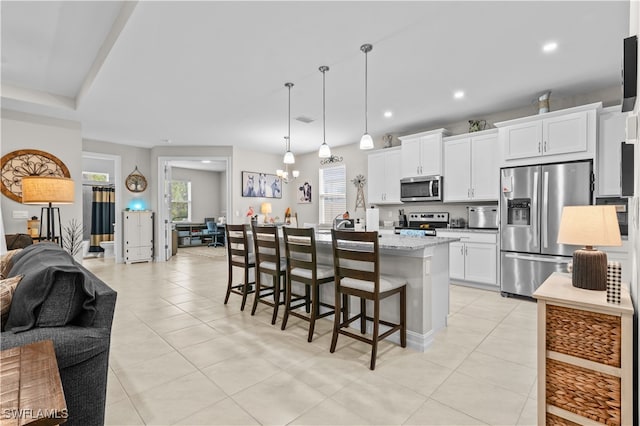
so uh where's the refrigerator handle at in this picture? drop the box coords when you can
[532,170,539,248]
[504,252,572,264]
[542,171,549,248]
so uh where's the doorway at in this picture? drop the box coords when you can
[156,156,231,262]
[82,152,122,262]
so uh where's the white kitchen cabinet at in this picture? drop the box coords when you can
[496,103,599,167]
[367,147,401,204]
[502,111,587,160]
[439,230,498,288]
[123,210,154,263]
[399,129,448,178]
[443,130,498,202]
[598,106,627,196]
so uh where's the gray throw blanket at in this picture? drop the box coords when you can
[5,243,97,333]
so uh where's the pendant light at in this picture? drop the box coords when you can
[318,66,331,158]
[359,43,374,150]
[283,82,295,164]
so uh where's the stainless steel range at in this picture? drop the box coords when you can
[394,212,449,236]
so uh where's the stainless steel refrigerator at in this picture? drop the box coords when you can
[500,161,593,297]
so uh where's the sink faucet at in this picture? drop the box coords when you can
[334,219,352,230]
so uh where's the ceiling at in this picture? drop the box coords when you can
[0,1,630,156]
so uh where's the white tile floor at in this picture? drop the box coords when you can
[85,247,539,426]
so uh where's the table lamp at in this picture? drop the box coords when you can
[21,176,75,247]
[556,205,621,290]
[261,202,272,223]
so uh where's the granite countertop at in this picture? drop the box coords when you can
[315,232,458,250]
[437,228,498,234]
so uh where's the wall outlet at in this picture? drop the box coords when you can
[12,210,28,219]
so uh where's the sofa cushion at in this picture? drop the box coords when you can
[5,243,97,333]
[0,274,24,331]
[0,249,22,279]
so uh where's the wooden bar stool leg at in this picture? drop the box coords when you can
[271,274,280,325]
[281,275,292,330]
[307,284,319,342]
[343,294,349,323]
[240,266,249,311]
[225,263,233,305]
[400,287,407,348]
[305,285,311,313]
[360,298,367,334]
[251,271,261,316]
[370,298,380,370]
[330,288,341,353]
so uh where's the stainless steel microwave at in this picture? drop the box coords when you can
[400,175,442,202]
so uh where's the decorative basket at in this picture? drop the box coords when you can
[546,304,621,366]
[546,413,581,426]
[546,358,621,425]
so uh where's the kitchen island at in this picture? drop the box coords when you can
[312,232,457,352]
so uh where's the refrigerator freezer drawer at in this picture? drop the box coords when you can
[500,252,572,297]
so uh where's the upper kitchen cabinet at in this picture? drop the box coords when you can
[597,106,627,196]
[495,103,600,167]
[443,130,499,202]
[399,129,449,178]
[368,147,402,204]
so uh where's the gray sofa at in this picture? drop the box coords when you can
[1,243,117,426]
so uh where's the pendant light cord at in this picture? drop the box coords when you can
[288,84,291,151]
[364,49,368,133]
[322,69,326,143]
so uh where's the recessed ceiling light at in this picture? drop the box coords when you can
[454,90,465,99]
[201,160,211,164]
[161,138,172,144]
[384,111,393,118]
[543,41,558,53]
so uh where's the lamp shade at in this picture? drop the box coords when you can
[360,133,374,150]
[319,142,331,158]
[557,205,621,247]
[283,150,295,164]
[21,176,74,204]
[261,202,272,215]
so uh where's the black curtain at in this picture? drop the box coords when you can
[89,186,115,252]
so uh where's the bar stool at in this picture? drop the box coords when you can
[282,227,335,342]
[330,229,407,370]
[224,224,255,311]
[251,225,287,325]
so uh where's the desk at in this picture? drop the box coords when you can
[0,340,67,426]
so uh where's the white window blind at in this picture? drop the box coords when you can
[319,165,346,225]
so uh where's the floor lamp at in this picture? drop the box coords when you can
[21,176,75,247]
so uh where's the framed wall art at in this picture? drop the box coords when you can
[297,181,312,204]
[1,149,71,202]
[241,171,282,199]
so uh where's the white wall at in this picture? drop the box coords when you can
[231,147,293,224]
[1,110,83,237]
[170,167,222,222]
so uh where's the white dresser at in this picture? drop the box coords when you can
[123,211,154,264]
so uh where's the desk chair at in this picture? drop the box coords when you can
[330,229,407,370]
[205,218,224,247]
[224,224,255,311]
[282,227,335,342]
[251,225,286,325]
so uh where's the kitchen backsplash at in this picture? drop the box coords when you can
[371,201,498,227]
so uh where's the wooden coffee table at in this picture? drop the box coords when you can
[0,340,67,426]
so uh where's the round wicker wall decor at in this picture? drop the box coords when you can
[0,149,71,202]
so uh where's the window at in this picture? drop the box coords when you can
[319,165,346,225]
[170,180,192,222]
[82,171,109,182]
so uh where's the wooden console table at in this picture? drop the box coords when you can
[0,340,67,426]
[533,273,633,426]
